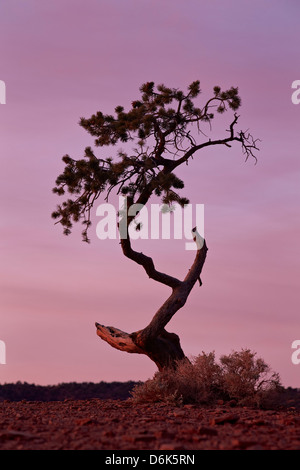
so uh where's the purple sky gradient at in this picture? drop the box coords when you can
[0,0,299,386]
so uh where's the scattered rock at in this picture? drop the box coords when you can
[246,444,266,450]
[159,442,184,450]
[198,426,219,436]
[154,430,175,439]
[228,400,237,407]
[75,418,98,426]
[0,400,298,450]
[210,414,240,425]
[251,419,269,426]
[231,438,260,449]
[0,430,36,440]
[172,410,186,417]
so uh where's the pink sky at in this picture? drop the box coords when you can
[0,0,299,387]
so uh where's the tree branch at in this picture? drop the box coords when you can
[168,113,258,170]
[95,323,144,354]
[135,228,208,344]
[120,234,182,289]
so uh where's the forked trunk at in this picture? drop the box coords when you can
[95,231,208,370]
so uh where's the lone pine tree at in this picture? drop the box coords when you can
[52,80,259,370]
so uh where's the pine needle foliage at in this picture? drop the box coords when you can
[52,80,257,242]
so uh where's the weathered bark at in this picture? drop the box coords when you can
[95,323,185,370]
[95,228,208,370]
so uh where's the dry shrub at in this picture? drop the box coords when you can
[219,349,281,406]
[130,349,282,408]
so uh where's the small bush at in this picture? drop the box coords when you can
[130,377,183,405]
[219,349,281,407]
[130,349,282,408]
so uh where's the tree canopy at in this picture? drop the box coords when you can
[52,80,258,242]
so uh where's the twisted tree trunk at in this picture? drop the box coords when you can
[51,82,258,371]
[96,226,208,370]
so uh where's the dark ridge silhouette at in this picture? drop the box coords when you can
[0,381,140,402]
[0,381,299,408]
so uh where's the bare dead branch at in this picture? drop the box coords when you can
[95,323,144,354]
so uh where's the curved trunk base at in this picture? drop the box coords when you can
[133,329,186,370]
[95,323,186,370]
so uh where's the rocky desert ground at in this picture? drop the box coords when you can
[0,394,299,451]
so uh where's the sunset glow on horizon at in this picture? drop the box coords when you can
[0,0,299,388]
